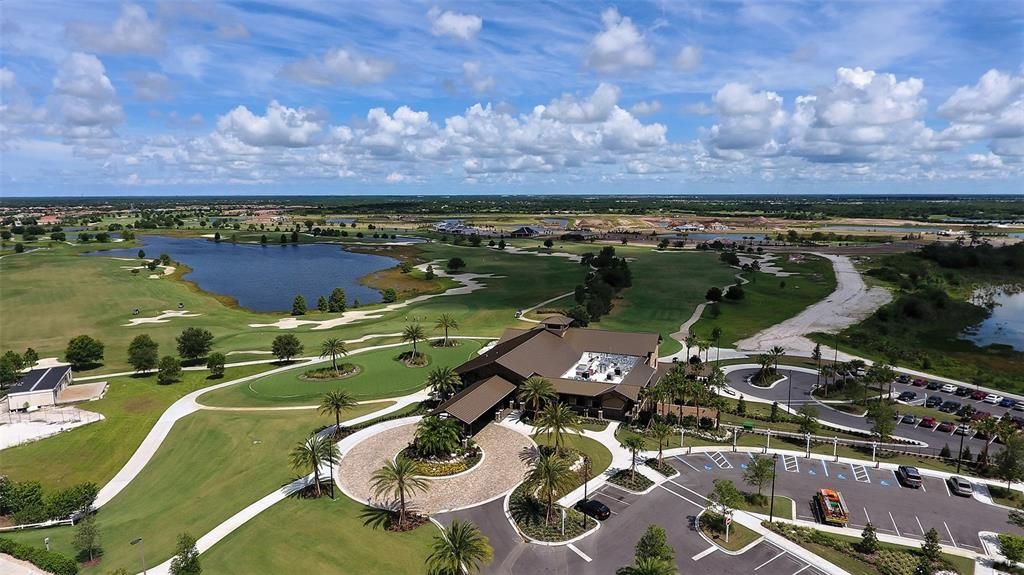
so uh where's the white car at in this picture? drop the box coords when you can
[984,394,1005,405]
[940,384,958,394]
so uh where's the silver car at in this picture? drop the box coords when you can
[947,476,973,497]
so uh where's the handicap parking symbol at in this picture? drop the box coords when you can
[879,480,890,487]
[704,464,713,471]
[837,473,848,480]
[740,464,748,469]
[808,469,817,476]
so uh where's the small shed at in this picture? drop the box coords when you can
[6,365,73,411]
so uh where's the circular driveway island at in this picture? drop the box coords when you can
[337,422,533,513]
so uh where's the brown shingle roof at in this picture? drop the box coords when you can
[562,328,659,357]
[434,375,517,425]
[540,314,574,326]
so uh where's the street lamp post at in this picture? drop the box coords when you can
[130,537,146,575]
[956,417,967,473]
[787,368,793,412]
[582,456,592,528]
[768,453,779,523]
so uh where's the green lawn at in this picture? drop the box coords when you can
[737,495,794,520]
[199,339,485,407]
[532,433,613,481]
[202,494,439,574]
[3,404,388,573]
[700,512,761,551]
[691,254,838,346]
[0,363,277,490]
[776,530,976,575]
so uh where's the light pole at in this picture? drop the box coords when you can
[768,453,779,523]
[956,416,967,473]
[582,456,592,528]
[787,368,793,412]
[131,537,146,575]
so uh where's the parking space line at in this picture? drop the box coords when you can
[675,456,702,473]
[692,546,717,561]
[783,454,799,473]
[863,507,872,525]
[943,479,951,497]
[792,565,811,575]
[594,489,632,506]
[707,451,733,469]
[891,470,903,488]
[920,481,926,493]
[567,544,592,562]
[754,551,787,571]
[851,464,870,483]
[606,482,641,496]
[889,512,901,537]
[915,516,925,535]
[821,460,828,477]
[657,484,704,509]
[944,522,957,547]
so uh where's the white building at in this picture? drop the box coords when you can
[6,365,73,411]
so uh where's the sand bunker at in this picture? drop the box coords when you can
[124,309,202,327]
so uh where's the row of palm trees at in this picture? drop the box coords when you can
[682,330,724,365]
[316,314,461,376]
[642,363,727,425]
[753,345,787,384]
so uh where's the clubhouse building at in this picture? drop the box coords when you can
[435,315,662,432]
[5,365,73,411]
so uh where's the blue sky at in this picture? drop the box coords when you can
[1,0,1022,196]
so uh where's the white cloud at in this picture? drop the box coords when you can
[541,83,621,123]
[215,100,323,147]
[967,152,1003,169]
[282,48,394,86]
[427,7,482,40]
[586,8,655,72]
[462,61,495,94]
[386,172,407,182]
[164,46,210,80]
[52,52,123,131]
[936,69,1024,158]
[630,100,661,116]
[703,83,785,159]
[131,72,174,101]
[66,4,164,55]
[674,45,702,72]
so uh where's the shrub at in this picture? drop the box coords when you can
[0,538,79,575]
[1000,533,1024,563]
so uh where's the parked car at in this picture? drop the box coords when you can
[1000,398,1017,408]
[972,390,988,400]
[972,411,993,421]
[912,378,929,387]
[985,394,1005,405]
[939,401,961,413]
[901,414,918,424]
[955,386,972,397]
[927,381,942,391]
[954,424,972,436]
[575,499,611,520]
[896,466,923,488]
[940,384,958,394]
[926,396,944,408]
[896,374,911,384]
[897,391,918,402]
[947,476,973,497]
[919,416,937,428]
[937,421,955,432]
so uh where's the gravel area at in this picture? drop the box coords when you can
[338,422,533,513]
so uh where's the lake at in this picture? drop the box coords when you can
[819,224,945,234]
[86,235,398,312]
[671,233,769,242]
[961,287,1024,351]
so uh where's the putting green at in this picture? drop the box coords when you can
[199,339,486,407]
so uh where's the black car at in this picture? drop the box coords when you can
[939,401,961,413]
[956,405,977,418]
[955,386,972,397]
[926,396,944,408]
[575,499,611,520]
[896,465,923,488]
[897,391,918,402]
[896,374,911,384]
[926,381,942,391]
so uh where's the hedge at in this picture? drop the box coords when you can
[0,537,79,575]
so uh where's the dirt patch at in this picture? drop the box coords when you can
[122,395,159,414]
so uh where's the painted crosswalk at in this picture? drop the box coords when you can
[782,454,800,473]
[851,463,871,483]
[707,452,733,469]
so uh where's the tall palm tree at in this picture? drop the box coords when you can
[535,402,583,456]
[414,416,463,458]
[434,314,459,347]
[811,343,822,388]
[616,557,678,575]
[769,345,786,375]
[698,339,711,364]
[289,434,340,498]
[621,435,646,481]
[403,323,426,360]
[427,366,462,402]
[683,376,706,424]
[517,376,556,417]
[319,338,348,374]
[319,390,358,435]
[370,456,431,529]
[755,353,773,383]
[975,417,1002,465]
[648,421,674,464]
[525,450,576,524]
[819,365,834,398]
[711,326,723,366]
[426,520,493,575]
[684,334,697,362]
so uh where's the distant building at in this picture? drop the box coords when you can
[6,365,73,411]
[673,222,705,232]
[38,215,62,225]
[509,226,543,238]
[707,221,730,231]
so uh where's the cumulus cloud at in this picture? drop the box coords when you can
[215,100,323,147]
[936,69,1024,158]
[386,172,407,182]
[131,72,174,101]
[427,7,482,40]
[541,83,621,123]
[52,52,123,131]
[674,45,702,72]
[282,48,394,86]
[66,4,164,55]
[586,8,655,72]
[703,83,785,159]
[630,100,661,116]
[967,152,1003,169]
[462,61,495,94]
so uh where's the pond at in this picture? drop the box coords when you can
[671,233,770,242]
[961,287,1024,351]
[818,225,945,234]
[85,235,398,313]
[540,218,569,228]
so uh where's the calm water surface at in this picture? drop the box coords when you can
[86,235,398,312]
[961,287,1024,351]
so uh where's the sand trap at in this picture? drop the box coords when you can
[737,254,796,277]
[120,263,175,276]
[735,253,891,354]
[124,309,202,327]
[249,262,501,330]
[496,245,582,262]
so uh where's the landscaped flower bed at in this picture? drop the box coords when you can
[398,445,482,477]
[645,458,678,477]
[508,482,596,542]
[607,469,654,492]
[300,364,359,380]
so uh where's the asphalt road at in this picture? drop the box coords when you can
[727,368,1004,455]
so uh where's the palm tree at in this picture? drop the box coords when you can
[711,326,723,366]
[427,520,493,575]
[535,402,583,456]
[684,334,697,362]
[319,390,358,435]
[769,345,785,375]
[370,456,431,529]
[427,366,462,402]
[319,338,348,374]
[819,365,834,398]
[616,557,678,575]
[289,434,340,498]
[648,421,674,464]
[755,353,773,383]
[434,314,459,347]
[811,343,822,388]
[517,375,556,417]
[975,417,1001,465]
[683,376,706,424]
[698,339,711,364]
[414,416,463,458]
[621,435,646,481]
[525,450,576,524]
[403,323,426,360]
